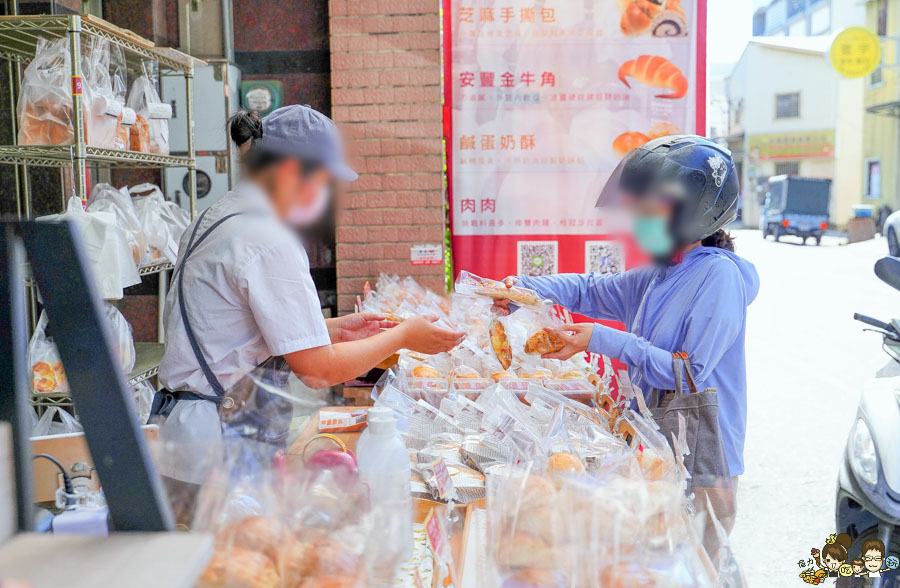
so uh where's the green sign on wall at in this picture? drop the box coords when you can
[240,80,284,117]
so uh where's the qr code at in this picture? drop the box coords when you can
[518,241,558,277]
[585,241,624,274]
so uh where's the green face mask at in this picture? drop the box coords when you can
[633,215,675,257]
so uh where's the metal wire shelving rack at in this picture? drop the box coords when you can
[0,13,203,412]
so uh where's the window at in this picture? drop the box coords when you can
[753,9,766,36]
[878,0,888,37]
[871,65,884,87]
[774,161,800,176]
[867,159,882,199]
[775,93,800,119]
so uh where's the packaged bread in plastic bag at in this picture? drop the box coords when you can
[455,270,544,308]
[81,36,124,149]
[28,304,134,395]
[28,312,69,394]
[131,187,179,264]
[38,196,141,299]
[17,37,81,145]
[86,182,147,266]
[131,183,190,243]
[126,61,171,154]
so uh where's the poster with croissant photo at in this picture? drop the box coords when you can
[448,0,705,278]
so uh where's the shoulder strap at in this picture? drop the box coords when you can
[175,208,249,399]
[672,351,699,395]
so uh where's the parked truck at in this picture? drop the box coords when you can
[760,175,831,245]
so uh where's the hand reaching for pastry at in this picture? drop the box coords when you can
[539,324,594,360]
[329,312,398,343]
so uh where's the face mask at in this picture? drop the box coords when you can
[287,186,330,227]
[633,215,674,258]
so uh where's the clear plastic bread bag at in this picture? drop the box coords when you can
[126,61,170,154]
[32,407,83,436]
[132,380,155,425]
[27,311,69,394]
[131,183,191,245]
[103,302,135,374]
[17,37,76,145]
[191,433,372,588]
[81,36,119,149]
[455,269,544,308]
[131,188,177,264]
[86,182,147,266]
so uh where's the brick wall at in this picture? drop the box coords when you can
[329,0,447,314]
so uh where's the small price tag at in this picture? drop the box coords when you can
[423,507,445,555]
[411,244,443,266]
[431,457,454,500]
[71,75,83,96]
[616,368,634,399]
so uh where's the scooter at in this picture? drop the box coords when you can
[836,257,900,585]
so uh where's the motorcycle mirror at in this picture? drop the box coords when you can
[875,257,900,292]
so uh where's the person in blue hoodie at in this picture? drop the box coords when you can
[498,136,759,531]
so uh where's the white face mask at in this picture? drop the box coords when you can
[287,186,330,227]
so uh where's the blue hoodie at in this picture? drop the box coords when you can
[517,246,760,476]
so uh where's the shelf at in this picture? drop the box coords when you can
[0,14,202,74]
[0,145,195,169]
[129,342,164,386]
[139,260,174,276]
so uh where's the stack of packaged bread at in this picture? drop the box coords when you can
[17,35,170,154]
[189,272,741,587]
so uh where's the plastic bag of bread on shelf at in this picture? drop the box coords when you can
[131,182,190,242]
[190,435,378,588]
[38,196,141,299]
[86,182,147,267]
[126,61,171,154]
[32,407,83,436]
[16,37,80,146]
[131,185,180,264]
[81,36,125,150]
[27,312,69,395]
[455,270,544,308]
[27,304,134,395]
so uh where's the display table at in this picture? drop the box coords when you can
[0,532,213,588]
[287,407,485,585]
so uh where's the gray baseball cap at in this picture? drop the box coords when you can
[257,104,358,182]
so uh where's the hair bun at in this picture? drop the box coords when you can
[228,110,263,148]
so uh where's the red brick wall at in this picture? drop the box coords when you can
[329,0,447,314]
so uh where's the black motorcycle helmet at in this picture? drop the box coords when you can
[597,134,739,248]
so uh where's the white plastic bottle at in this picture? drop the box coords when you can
[357,408,413,586]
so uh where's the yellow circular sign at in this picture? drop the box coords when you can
[830,26,882,78]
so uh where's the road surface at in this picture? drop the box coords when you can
[728,229,897,586]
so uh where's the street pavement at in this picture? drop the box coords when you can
[728,229,898,586]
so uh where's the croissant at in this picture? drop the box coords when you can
[524,330,565,355]
[489,319,513,370]
[612,131,650,157]
[618,55,688,99]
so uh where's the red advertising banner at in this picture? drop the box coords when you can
[444,0,707,280]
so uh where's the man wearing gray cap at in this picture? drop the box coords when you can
[152,105,463,518]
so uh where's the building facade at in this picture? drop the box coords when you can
[753,0,865,37]
[862,0,900,217]
[726,37,864,228]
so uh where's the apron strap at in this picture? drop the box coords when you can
[176,209,251,399]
